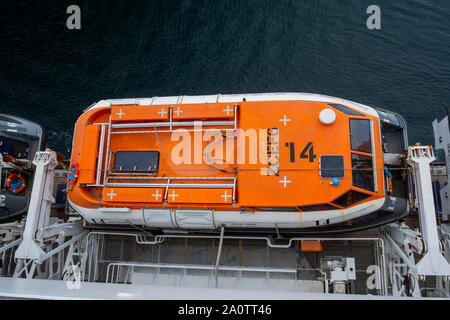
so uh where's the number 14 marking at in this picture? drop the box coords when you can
[285,142,317,163]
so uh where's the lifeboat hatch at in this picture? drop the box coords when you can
[113,150,160,173]
[319,155,345,178]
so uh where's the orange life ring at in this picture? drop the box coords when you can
[6,173,26,194]
[69,163,80,186]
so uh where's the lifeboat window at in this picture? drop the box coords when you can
[351,153,374,192]
[113,151,160,173]
[332,190,371,207]
[328,104,364,116]
[0,115,20,124]
[0,136,29,159]
[320,155,345,178]
[350,119,372,153]
[298,203,337,211]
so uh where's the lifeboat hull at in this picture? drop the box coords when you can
[68,93,409,233]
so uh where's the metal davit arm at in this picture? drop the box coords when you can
[13,151,87,279]
[14,151,57,263]
[407,146,450,277]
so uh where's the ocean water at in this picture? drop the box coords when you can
[1,0,450,155]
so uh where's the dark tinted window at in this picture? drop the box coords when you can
[299,204,337,211]
[328,104,364,116]
[332,190,371,207]
[350,119,372,153]
[0,115,20,123]
[320,155,345,178]
[0,137,29,159]
[351,153,374,192]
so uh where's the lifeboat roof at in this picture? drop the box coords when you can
[69,93,385,212]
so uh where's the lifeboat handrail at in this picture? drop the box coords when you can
[98,104,238,187]
[110,128,236,134]
[102,115,112,185]
[105,183,234,188]
[96,124,106,186]
[111,120,235,129]
[163,177,171,203]
[108,103,238,132]
[106,176,236,180]
[99,176,238,204]
[109,103,238,134]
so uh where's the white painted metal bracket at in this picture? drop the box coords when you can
[407,146,450,277]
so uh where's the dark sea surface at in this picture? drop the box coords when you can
[1,0,450,155]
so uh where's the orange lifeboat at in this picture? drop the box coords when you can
[68,93,409,232]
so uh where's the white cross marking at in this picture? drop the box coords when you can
[116,109,125,119]
[152,190,161,201]
[158,108,167,118]
[223,105,233,116]
[220,190,231,202]
[279,176,291,188]
[107,189,117,200]
[280,114,291,126]
[168,190,179,201]
[173,107,183,117]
